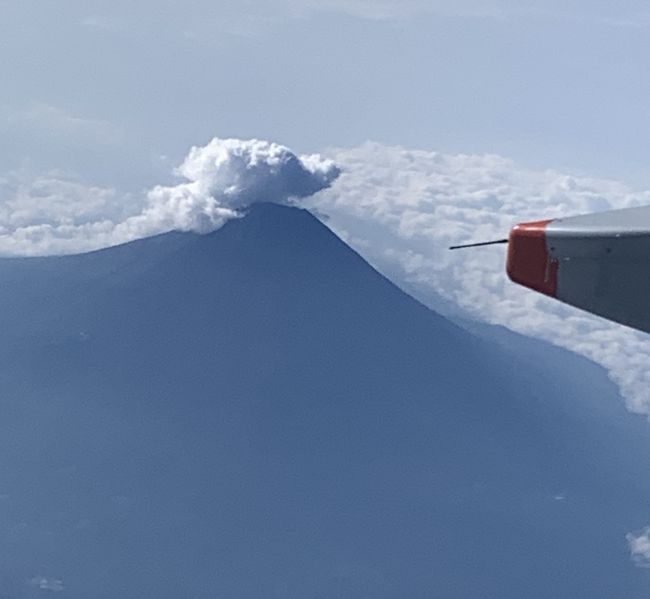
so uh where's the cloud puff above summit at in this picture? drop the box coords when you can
[0,138,339,255]
[146,138,340,233]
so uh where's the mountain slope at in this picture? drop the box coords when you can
[0,203,649,598]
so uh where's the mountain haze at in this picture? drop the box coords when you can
[0,203,649,597]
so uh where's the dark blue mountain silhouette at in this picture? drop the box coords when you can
[0,202,649,598]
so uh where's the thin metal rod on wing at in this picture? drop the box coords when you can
[448,239,509,250]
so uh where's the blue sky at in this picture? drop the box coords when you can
[4,0,650,187]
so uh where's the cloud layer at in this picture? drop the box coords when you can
[2,138,650,420]
[304,142,650,416]
[0,138,339,255]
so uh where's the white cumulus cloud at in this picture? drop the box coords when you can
[303,142,650,416]
[627,527,650,567]
[146,137,340,232]
[0,138,340,255]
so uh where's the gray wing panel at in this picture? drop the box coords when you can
[545,208,650,333]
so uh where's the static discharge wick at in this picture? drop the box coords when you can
[448,239,509,250]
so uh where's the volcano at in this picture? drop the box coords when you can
[1,203,649,598]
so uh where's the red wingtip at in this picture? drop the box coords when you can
[506,219,558,297]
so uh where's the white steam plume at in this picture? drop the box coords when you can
[0,138,339,255]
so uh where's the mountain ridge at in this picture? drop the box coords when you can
[0,202,649,597]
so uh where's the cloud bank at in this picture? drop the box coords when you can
[0,138,339,255]
[303,143,650,416]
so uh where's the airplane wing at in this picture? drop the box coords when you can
[507,205,650,333]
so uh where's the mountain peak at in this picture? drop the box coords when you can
[0,200,649,598]
[199,202,348,259]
